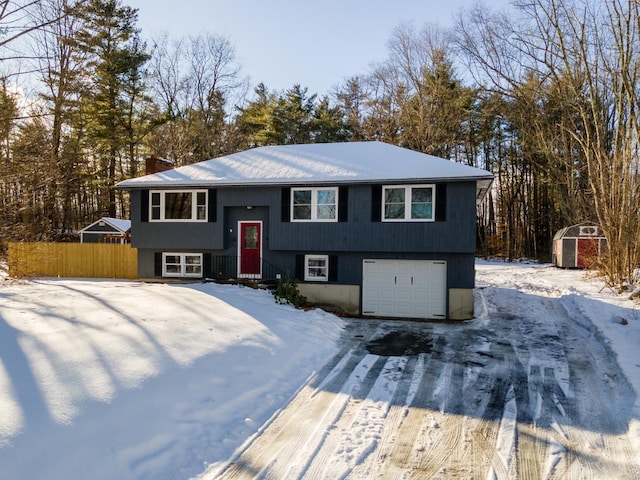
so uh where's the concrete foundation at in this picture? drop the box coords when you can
[298,283,360,316]
[448,288,474,320]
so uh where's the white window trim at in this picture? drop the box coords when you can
[304,254,329,282]
[150,190,208,222]
[162,252,203,278]
[382,184,435,222]
[291,187,339,222]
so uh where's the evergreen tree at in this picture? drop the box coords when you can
[271,85,316,144]
[0,80,18,245]
[235,84,350,147]
[234,82,276,148]
[312,96,350,143]
[74,0,149,217]
[335,77,366,141]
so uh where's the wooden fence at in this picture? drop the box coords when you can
[8,242,138,279]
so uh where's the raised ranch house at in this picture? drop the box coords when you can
[117,141,493,320]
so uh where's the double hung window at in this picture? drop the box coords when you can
[150,190,207,221]
[162,253,203,277]
[292,187,338,222]
[304,254,329,281]
[382,184,434,222]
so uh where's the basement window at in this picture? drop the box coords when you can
[304,254,329,281]
[162,253,203,277]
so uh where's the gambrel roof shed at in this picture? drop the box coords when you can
[118,141,493,200]
[552,221,606,268]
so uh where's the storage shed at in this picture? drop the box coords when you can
[80,217,131,244]
[552,222,606,268]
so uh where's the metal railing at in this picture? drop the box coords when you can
[207,255,288,282]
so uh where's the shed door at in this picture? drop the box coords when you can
[362,259,447,319]
[577,238,599,268]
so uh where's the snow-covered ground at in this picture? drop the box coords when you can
[475,259,640,421]
[0,260,638,479]
[0,274,344,479]
[475,260,640,459]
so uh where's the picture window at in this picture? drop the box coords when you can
[149,190,207,222]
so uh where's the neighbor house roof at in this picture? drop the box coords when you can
[117,141,494,198]
[80,217,131,234]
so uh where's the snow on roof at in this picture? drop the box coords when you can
[80,217,131,233]
[117,142,493,192]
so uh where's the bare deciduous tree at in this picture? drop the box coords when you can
[456,0,640,286]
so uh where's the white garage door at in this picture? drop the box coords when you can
[362,259,447,319]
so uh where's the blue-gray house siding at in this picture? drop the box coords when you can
[129,180,477,291]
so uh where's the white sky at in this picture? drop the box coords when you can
[127,0,500,96]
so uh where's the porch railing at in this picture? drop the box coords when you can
[206,255,288,282]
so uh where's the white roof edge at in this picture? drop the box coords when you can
[80,217,131,233]
[117,175,494,190]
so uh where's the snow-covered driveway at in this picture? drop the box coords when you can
[208,263,640,479]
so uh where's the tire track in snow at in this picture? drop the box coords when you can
[301,356,407,479]
[381,335,469,478]
[546,297,639,480]
[376,336,448,478]
[347,354,422,479]
[264,353,386,479]
[215,349,370,479]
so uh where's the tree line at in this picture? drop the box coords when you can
[1,0,639,289]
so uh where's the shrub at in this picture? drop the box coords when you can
[274,272,307,308]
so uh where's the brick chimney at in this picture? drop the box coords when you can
[145,155,174,175]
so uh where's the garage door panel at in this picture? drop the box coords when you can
[397,287,411,300]
[413,290,428,301]
[362,259,447,319]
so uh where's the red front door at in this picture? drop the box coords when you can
[239,221,261,277]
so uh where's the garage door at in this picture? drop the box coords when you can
[362,259,447,319]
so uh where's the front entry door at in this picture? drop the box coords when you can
[238,221,262,278]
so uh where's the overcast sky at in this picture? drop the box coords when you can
[127,0,500,96]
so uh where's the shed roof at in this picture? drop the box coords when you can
[117,141,493,198]
[80,217,131,234]
[552,221,603,240]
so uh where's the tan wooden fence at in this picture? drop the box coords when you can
[8,242,138,279]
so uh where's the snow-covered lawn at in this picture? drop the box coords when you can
[0,260,639,479]
[0,277,344,480]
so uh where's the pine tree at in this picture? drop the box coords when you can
[74,0,149,217]
[0,80,18,245]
